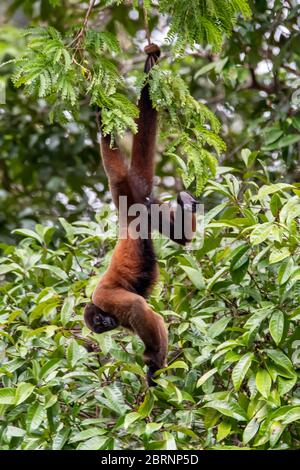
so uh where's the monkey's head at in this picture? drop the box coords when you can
[84,303,119,334]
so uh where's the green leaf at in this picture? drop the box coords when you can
[280,407,300,425]
[269,421,285,447]
[27,325,59,337]
[0,263,22,275]
[27,402,45,432]
[216,420,231,441]
[257,183,294,200]
[61,295,75,326]
[244,307,273,332]
[124,412,141,430]
[102,384,129,415]
[197,367,218,387]
[266,349,294,375]
[6,426,26,438]
[52,428,70,450]
[230,258,249,284]
[203,400,247,421]
[269,247,290,264]
[280,197,300,224]
[194,60,225,77]
[270,193,282,217]
[29,298,59,322]
[138,391,154,418]
[250,222,273,245]
[265,134,300,150]
[37,264,68,280]
[145,422,163,436]
[255,369,271,399]
[0,388,16,405]
[180,266,205,290]
[243,418,259,445]
[40,358,61,379]
[264,128,283,146]
[232,353,253,391]
[292,116,300,132]
[207,316,231,339]
[67,339,83,368]
[278,258,293,285]
[240,147,250,163]
[14,382,35,405]
[59,217,75,241]
[278,376,297,396]
[69,428,106,444]
[12,228,43,244]
[163,431,177,450]
[269,311,284,345]
[161,360,189,371]
[76,436,107,450]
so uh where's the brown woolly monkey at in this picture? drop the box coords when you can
[84,44,197,386]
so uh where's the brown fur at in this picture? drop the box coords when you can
[84,44,196,386]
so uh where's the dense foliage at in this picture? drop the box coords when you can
[0,0,300,450]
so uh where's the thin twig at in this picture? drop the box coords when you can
[142,1,151,45]
[168,349,184,365]
[70,0,97,48]
[83,0,97,30]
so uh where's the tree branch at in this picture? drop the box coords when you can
[70,0,97,48]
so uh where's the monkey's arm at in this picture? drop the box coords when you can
[152,192,197,245]
[97,111,129,207]
[97,111,128,184]
[130,44,160,195]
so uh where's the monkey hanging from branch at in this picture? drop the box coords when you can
[84,44,197,386]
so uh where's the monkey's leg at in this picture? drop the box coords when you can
[130,45,160,198]
[100,135,127,181]
[99,134,134,209]
[129,297,168,386]
[129,84,157,197]
[92,287,168,386]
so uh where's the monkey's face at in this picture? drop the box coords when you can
[84,303,119,334]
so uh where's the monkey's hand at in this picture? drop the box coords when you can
[147,363,160,387]
[144,349,166,387]
[177,191,198,213]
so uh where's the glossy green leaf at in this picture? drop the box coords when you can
[232,353,253,391]
[255,369,271,399]
[243,419,259,445]
[203,400,247,421]
[269,311,284,345]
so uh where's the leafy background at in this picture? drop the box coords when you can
[0,0,300,450]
